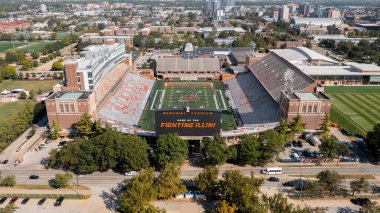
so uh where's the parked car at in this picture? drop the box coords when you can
[351,198,371,206]
[54,196,65,207]
[285,143,291,148]
[0,197,7,204]
[38,198,46,205]
[29,175,39,179]
[9,197,18,204]
[184,191,195,199]
[194,191,206,200]
[2,160,8,164]
[125,171,137,176]
[297,141,303,148]
[57,141,68,148]
[292,141,297,146]
[268,177,280,182]
[21,197,30,204]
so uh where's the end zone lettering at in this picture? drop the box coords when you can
[155,109,221,136]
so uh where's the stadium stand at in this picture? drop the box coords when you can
[95,62,130,105]
[248,53,315,103]
[97,73,155,133]
[224,72,279,126]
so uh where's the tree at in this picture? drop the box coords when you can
[155,134,188,169]
[278,118,289,143]
[320,113,331,139]
[155,163,186,200]
[54,173,73,188]
[262,193,298,213]
[219,170,265,212]
[305,40,313,49]
[97,23,106,31]
[367,123,380,161]
[75,113,94,138]
[319,137,338,159]
[361,201,380,213]
[0,65,16,79]
[236,135,260,165]
[290,115,304,134]
[317,170,343,197]
[258,130,285,165]
[50,33,57,40]
[201,135,230,166]
[195,166,218,199]
[212,200,238,213]
[31,52,40,59]
[19,91,27,100]
[0,175,16,187]
[50,121,60,140]
[119,168,157,213]
[116,134,150,173]
[52,61,63,71]
[222,61,231,69]
[350,177,369,196]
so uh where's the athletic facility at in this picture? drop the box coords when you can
[152,82,227,110]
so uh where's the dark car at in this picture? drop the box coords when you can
[351,198,371,206]
[292,141,297,146]
[54,196,64,207]
[9,197,18,204]
[285,143,292,148]
[58,141,68,148]
[297,141,303,148]
[2,160,8,164]
[38,198,46,205]
[0,197,7,204]
[282,179,307,190]
[268,177,280,182]
[21,197,30,204]
[29,175,39,179]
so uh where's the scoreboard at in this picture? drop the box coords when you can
[155,108,221,136]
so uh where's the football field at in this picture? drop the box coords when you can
[325,86,380,136]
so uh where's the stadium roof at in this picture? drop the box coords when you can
[271,47,338,65]
[248,52,316,103]
[48,91,93,100]
[291,17,343,26]
[156,57,220,72]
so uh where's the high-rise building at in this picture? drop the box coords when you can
[300,4,308,16]
[273,10,280,21]
[221,0,235,13]
[205,0,213,12]
[280,5,290,21]
[40,4,47,13]
[327,9,341,18]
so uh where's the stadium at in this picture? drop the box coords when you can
[49,44,333,142]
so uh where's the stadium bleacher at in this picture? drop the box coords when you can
[248,53,315,103]
[224,72,279,126]
[95,62,130,105]
[97,73,155,133]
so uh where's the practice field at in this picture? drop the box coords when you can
[0,100,30,128]
[0,41,26,52]
[0,80,61,93]
[140,81,236,131]
[325,86,380,136]
[19,42,53,52]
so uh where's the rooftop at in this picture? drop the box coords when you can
[272,47,338,65]
[48,91,93,100]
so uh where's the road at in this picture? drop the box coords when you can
[1,165,379,186]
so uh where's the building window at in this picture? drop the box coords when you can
[308,104,312,113]
[88,72,93,78]
[70,103,75,112]
[59,103,64,112]
[89,85,94,90]
[65,103,69,112]
[89,80,93,84]
[77,72,80,77]
[313,104,318,113]
[302,105,307,113]
[77,77,81,82]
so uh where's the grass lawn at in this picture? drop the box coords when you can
[0,80,61,93]
[325,86,380,136]
[19,41,54,52]
[139,80,236,131]
[0,100,30,127]
[0,41,26,52]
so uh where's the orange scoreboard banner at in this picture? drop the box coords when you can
[155,108,221,136]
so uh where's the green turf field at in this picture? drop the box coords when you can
[325,86,380,136]
[19,42,53,52]
[0,100,30,128]
[139,81,236,131]
[0,41,26,52]
[0,80,61,93]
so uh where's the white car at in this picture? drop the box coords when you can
[184,191,195,199]
[125,171,137,176]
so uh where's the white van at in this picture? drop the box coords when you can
[262,167,282,174]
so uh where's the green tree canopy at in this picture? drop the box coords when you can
[236,135,260,166]
[201,135,231,166]
[155,163,186,200]
[317,170,343,197]
[195,166,218,199]
[54,173,73,188]
[155,134,188,169]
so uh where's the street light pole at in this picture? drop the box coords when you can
[299,166,303,200]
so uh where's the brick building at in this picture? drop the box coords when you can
[46,91,96,133]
